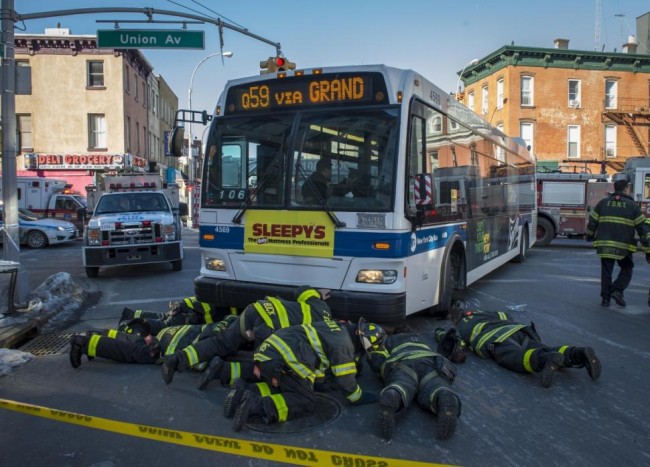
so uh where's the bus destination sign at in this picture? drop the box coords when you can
[226,72,389,113]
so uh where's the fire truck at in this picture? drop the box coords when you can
[535,172,612,246]
[0,176,87,232]
[620,157,650,217]
[82,172,183,278]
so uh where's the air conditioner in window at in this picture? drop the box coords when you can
[569,99,581,108]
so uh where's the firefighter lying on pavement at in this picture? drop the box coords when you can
[68,315,238,369]
[436,305,602,388]
[227,316,385,432]
[160,286,332,388]
[367,329,461,442]
[118,296,231,336]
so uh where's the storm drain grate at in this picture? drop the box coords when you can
[20,333,73,356]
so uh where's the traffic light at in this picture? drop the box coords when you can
[260,56,296,74]
[275,56,296,71]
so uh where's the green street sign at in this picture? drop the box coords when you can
[97,29,205,49]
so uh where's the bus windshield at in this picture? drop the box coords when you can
[203,107,399,211]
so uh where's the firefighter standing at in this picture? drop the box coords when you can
[585,177,648,307]
[160,286,332,387]
[439,307,601,388]
[229,316,383,431]
[368,331,461,442]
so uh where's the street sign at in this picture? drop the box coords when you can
[97,29,205,49]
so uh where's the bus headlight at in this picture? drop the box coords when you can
[205,257,227,271]
[356,269,397,284]
[86,228,101,246]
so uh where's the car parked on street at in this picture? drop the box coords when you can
[0,207,78,248]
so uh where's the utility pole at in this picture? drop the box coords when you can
[1,0,26,307]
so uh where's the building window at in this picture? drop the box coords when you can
[125,65,130,93]
[520,122,534,154]
[126,116,131,152]
[17,114,32,152]
[430,116,442,133]
[567,125,580,158]
[143,126,148,157]
[497,79,504,109]
[605,79,617,109]
[88,114,107,149]
[605,125,617,158]
[87,61,104,87]
[568,79,581,107]
[136,122,140,154]
[496,123,505,162]
[481,86,488,115]
[521,76,534,106]
[142,82,147,108]
[134,74,139,101]
[468,92,475,111]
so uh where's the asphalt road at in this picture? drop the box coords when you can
[1,233,649,466]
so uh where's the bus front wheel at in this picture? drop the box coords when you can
[430,250,464,318]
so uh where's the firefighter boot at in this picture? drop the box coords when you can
[435,390,460,440]
[161,354,180,385]
[224,379,248,419]
[611,289,626,307]
[378,388,401,441]
[569,347,602,381]
[540,352,564,388]
[69,335,85,368]
[198,356,225,391]
[232,390,264,432]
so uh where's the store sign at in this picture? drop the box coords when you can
[26,153,147,170]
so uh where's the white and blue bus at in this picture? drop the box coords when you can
[191,65,535,324]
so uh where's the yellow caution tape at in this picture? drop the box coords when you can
[0,398,454,467]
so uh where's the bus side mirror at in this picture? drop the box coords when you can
[169,126,185,158]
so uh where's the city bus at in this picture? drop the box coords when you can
[185,65,535,324]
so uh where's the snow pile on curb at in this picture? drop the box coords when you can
[0,272,91,376]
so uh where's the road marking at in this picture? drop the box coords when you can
[0,398,451,467]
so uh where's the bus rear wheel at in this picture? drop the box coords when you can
[512,227,529,263]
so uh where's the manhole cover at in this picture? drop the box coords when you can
[246,393,342,434]
[20,333,72,356]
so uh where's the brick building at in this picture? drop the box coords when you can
[13,27,178,193]
[459,13,650,175]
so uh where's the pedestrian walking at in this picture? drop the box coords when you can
[585,176,648,307]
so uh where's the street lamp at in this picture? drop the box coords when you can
[187,51,233,224]
[455,58,479,95]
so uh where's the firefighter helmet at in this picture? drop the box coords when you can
[357,317,387,353]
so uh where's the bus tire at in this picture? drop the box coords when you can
[536,217,554,247]
[430,249,464,318]
[85,267,99,278]
[172,259,183,272]
[512,227,529,263]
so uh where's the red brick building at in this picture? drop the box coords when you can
[459,15,650,175]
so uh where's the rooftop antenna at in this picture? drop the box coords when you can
[594,0,602,51]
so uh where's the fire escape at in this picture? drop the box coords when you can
[603,97,650,169]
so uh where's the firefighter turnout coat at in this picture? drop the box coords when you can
[586,190,647,259]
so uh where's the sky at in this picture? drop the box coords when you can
[13,1,650,127]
